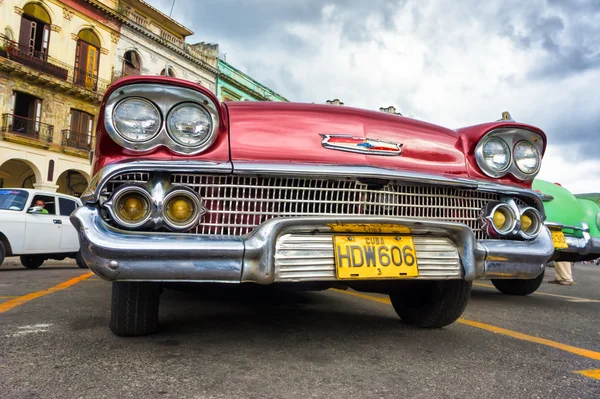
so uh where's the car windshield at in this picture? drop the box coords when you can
[0,189,29,211]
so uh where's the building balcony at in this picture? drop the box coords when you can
[61,130,93,152]
[3,40,69,81]
[0,34,111,99]
[1,114,54,146]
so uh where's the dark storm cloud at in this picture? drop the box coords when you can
[158,0,401,44]
[497,0,600,78]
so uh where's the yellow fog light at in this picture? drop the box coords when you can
[493,210,506,230]
[118,195,146,221]
[520,214,533,231]
[166,197,194,223]
[485,203,515,236]
[162,190,203,231]
[110,186,152,229]
[519,207,542,238]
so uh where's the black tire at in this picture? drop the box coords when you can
[75,251,88,269]
[0,241,5,266]
[20,255,45,269]
[389,280,472,328]
[110,282,160,337]
[491,269,545,296]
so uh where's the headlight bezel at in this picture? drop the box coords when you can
[474,128,544,181]
[104,83,220,155]
[475,137,512,178]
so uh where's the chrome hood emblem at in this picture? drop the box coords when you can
[320,134,402,156]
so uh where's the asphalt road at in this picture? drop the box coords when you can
[1,260,599,399]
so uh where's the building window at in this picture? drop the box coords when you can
[9,91,42,135]
[160,67,176,77]
[19,3,52,60]
[65,109,94,150]
[74,29,101,90]
[123,50,141,76]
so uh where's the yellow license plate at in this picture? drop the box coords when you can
[334,235,418,279]
[551,230,568,249]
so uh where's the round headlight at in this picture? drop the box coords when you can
[113,98,161,142]
[167,103,213,146]
[514,141,540,174]
[481,138,511,173]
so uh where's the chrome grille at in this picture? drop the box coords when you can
[162,174,500,239]
[275,234,461,281]
[102,172,149,196]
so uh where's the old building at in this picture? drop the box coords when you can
[379,105,402,116]
[0,0,219,196]
[326,99,344,106]
[217,58,287,102]
[0,0,121,195]
[113,0,219,91]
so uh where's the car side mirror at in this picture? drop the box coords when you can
[27,206,43,214]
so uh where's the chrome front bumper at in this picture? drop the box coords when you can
[71,206,554,283]
[546,222,600,260]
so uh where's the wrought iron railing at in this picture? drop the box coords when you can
[0,34,111,94]
[61,129,92,152]
[1,114,53,143]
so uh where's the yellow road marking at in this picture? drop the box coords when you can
[331,288,391,304]
[331,289,600,361]
[575,369,600,380]
[0,272,94,313]
[473,282,600,303]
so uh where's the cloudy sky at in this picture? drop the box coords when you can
[149,0,599,193]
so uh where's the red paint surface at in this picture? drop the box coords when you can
[93,76,547,190]
[226,101,466,176]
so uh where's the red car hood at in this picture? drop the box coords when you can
[226,101,468,178]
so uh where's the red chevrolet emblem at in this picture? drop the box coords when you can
[320,134,402,156]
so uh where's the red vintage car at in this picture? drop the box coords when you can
[72,76,554,336]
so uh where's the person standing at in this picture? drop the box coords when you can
[549,261,574,285]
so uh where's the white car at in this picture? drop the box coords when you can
[0,188,86,269]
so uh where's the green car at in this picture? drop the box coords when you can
[532,179,600,262]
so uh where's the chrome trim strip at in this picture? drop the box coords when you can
[233,162,478,188]
[104,84,221,155]
[544,221,588,232]
[232,162,543,207]
[72,207,554,283]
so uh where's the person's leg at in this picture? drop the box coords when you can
[554,261,573,284]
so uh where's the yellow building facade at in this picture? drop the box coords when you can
[0,0,217,196]
[0,0,121,195]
